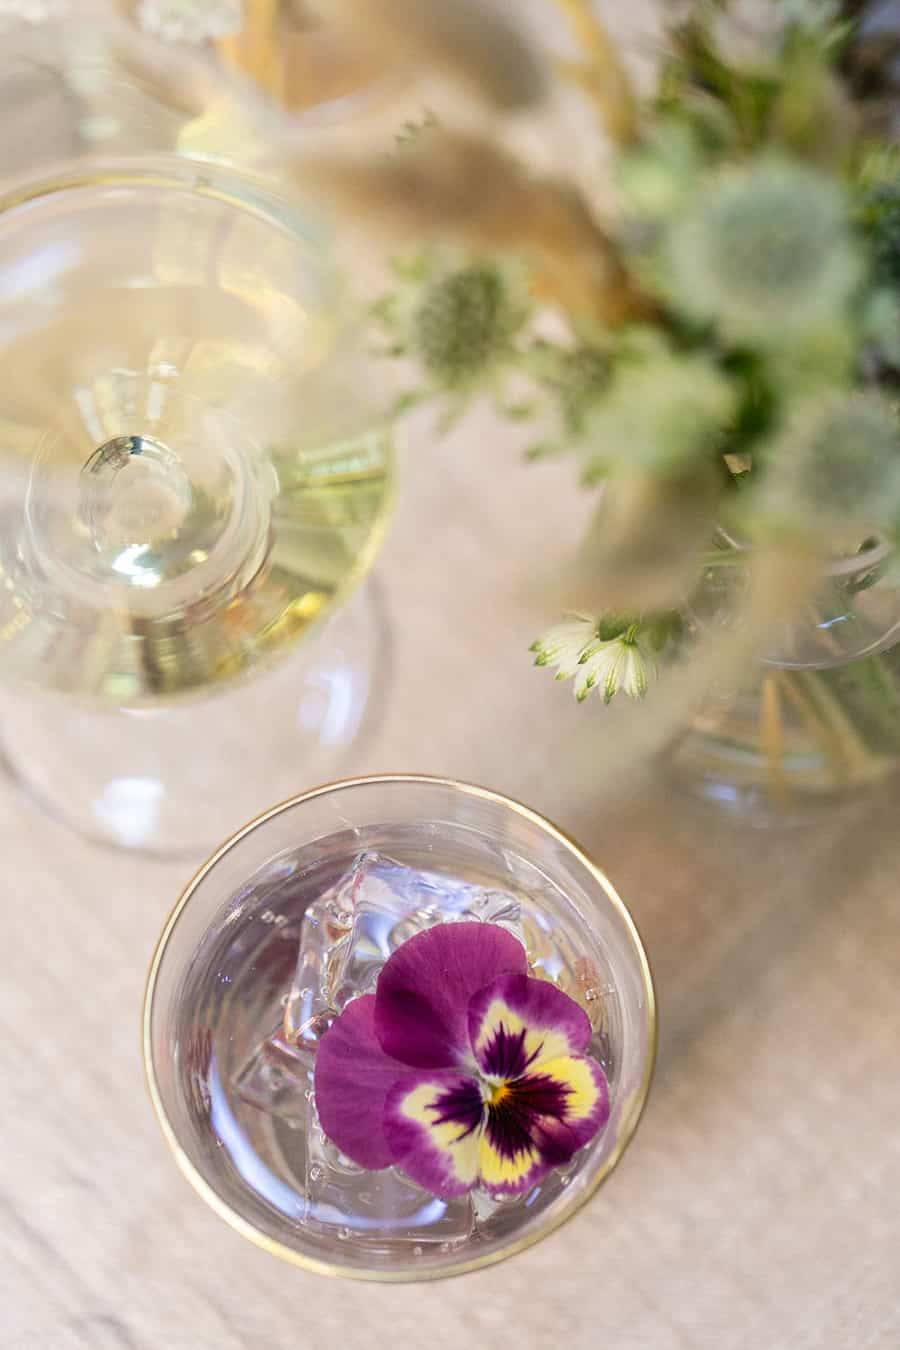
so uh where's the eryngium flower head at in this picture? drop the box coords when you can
[760,390,900,539]
[662,159,862,345]
[412,261,528,388]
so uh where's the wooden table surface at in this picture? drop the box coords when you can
[4,408,900,1349]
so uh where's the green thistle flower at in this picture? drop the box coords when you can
[373,253,532,427]
[412,262,528,389]
[662,160,862,346]
[581,349,735,479]
[759,390,900,536]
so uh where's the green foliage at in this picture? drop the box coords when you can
[858,178,900,287]
[861,289,900,375]
[521,339,611,456]
[373,0,900,710]
[756,390,900,536]
[581,348,736,479]
[412,262,528,387]
[617,121,703,228]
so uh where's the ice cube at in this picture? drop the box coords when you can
[283,871,357,1045]
[305,1102,474,1245]
[341,852,479,917]
[327,853,524,1010]
[331,898,428,1008]
[234,1027,315,1121]
[448,886,522,936]
[520,904,568,982]
[471,1186,530,1239]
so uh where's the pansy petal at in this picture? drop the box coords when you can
[478,1133,545,1196]
[313,995,407,1170]
[468,972,593,1077]
[479,1054,609,1197]
[531,1053,610,1152]
[384,1069,484,1199]
[374,923,528,1068]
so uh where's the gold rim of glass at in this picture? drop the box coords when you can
[142,773,658,1282]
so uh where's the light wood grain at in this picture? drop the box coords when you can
[3,410,900,1349]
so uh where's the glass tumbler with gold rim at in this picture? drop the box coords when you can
[144,775,656,1281]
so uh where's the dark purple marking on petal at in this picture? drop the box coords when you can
[478,1054,609,1197]
[479,1021,535,1080]
[468,971,593,1075]
[374,922,528,1069]
[384,1069,484,1199]
[313,994,407,1170]
[530,1093,609,1166]
[428,1075,486,1138]
[485,1073,573,1162]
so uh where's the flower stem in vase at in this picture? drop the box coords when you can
[760,671,789,807]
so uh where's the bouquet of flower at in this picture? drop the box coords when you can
[125,0,900,803]
[358,2,896,702]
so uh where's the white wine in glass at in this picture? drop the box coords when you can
[0,13,393,853]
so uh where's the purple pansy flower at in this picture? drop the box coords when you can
[314,923,610,1199]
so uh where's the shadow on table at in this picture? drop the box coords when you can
[561,770,900,1090]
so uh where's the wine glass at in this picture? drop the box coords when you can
[143,775,656,1281]
[0,9,394,853]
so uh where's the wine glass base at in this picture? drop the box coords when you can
[0,581,390,858]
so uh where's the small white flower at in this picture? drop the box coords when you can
[532,616,657,704]
[530,615,596,681]
[574,632,654,704]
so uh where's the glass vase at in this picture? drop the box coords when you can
[671,538,900,821]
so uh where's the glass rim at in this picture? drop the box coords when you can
[142,773,658,1283]
[715,525,893,579]
[0,155,323,237]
